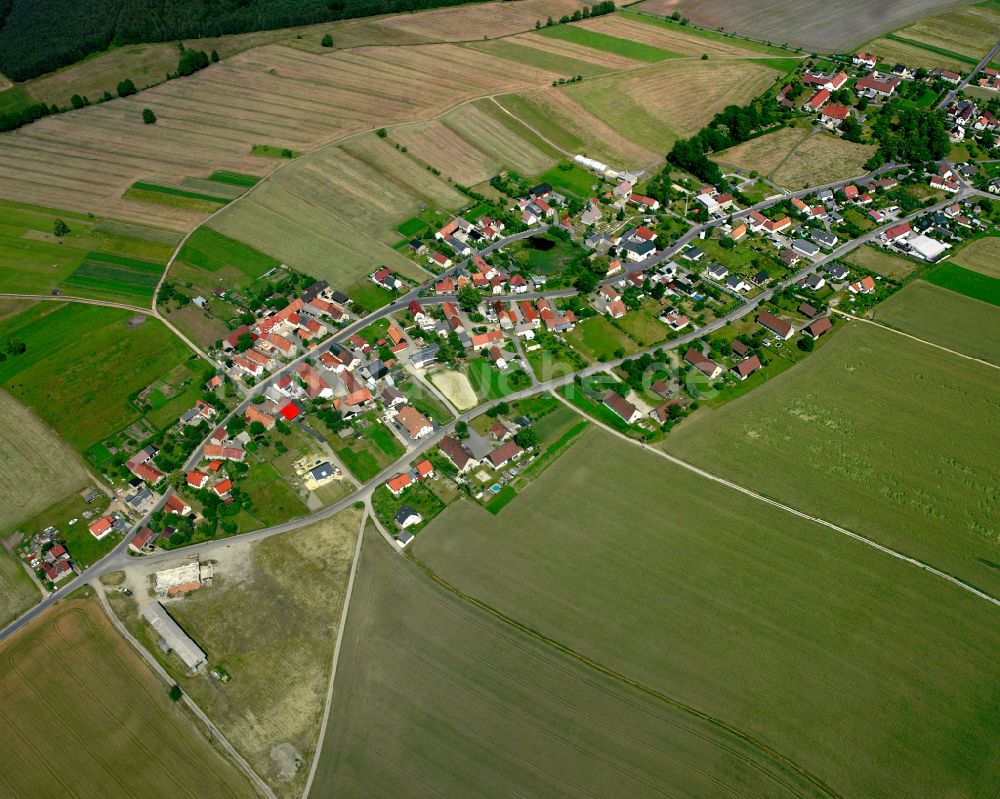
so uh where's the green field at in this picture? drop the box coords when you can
[884,33,979,64]
[534,161,601,198]
[414,427,1000,799]
[0,200,173,298]
[175,226,281,284]
[62,252,163,301]
[465,38,611,77]
[0,595,254,798]
[0,303,197,451]
[207,170,261,188]
[665,321,1000,595]
[129,182,232,205]
[539,24,680,62]
[923,262,1000,306]
[565,314,635,361]
[874,280,1000,365]
[311,522,831,798]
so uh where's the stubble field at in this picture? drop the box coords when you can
[311,523,832,798]
[845,243,921,278]
[414,425,1000,799]
[950,235,1000,278]
[0,595,254,798]
[769,131,877,189]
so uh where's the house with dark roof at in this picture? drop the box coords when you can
[602,391,641,424]
[803,317,833,339]
[683,348,722,380]
[732,355,763,381]
[757,310,793,340]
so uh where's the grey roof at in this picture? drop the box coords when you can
[395,505,422,527]
[142,603,206,671]
[811,230,838,247]
[825,263,849,279]
[792,239,821,256]
[310,462,335,481]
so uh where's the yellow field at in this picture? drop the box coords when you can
[713,124,810,176]
[950,236,1000,279]
[770,131,876,189]
[863,36,974,73]
[0,595,254,798]
[0,389,90,532]
[878,4,1000,62]
[373,0,584,39]
[563,58,784,154]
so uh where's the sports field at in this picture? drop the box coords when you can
[0,594,254,798]
[950,235,1000,279]
[414,426,1000,799]
[311,522,831,798]
[136,510,362,798]
[0,302,197,451]
[664,321,1000,596]
[0,389,89,530]
[874,280,1000,365]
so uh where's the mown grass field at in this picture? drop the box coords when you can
[875,280,1000,365]
[538,23,680,62]
[923,262,1000,306]
[950,235,1000,279]
[769,132,877,190]
[0,199,174,298]
[846,244,920,279]
[0,594,254,798]
[174,226,281,289]
[0,389,89,531]
[414,426,1000,799]
[131,509,362,798]
[312,522,831,798]
[0,303,197,451]
[713,124,809,176]
[665,321,1000,596]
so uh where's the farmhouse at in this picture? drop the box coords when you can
[396,406,433,439]
[602,391,641,424]
[683,349,722,380]
[732,355,763,381]
[757,310,793,340]
[855,73,900,97]
[440,436,474,472]
[142,603,207,672]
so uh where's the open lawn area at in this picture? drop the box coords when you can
[845,244,920,279]
[310,521,828,798]
[414,425,1000,799]
[0,594,254,798]
[769,132,876,190]
[0,303,198,452]
[665,321,1000,596]
[128,509,362,798]
[875,280,1000,365]
[173,226,282,290]
[565,314,637,361]
[950,235,1000,279]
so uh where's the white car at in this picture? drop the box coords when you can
[68,518,78,525]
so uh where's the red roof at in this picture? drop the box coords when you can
[416,459,434,478]
[387,473,411,494]
[807,88,830,109]
[213,479,233,496]
[186,470,209,488]
[279,403,300,420]
[164,493,188,515]
[823,103,850,120]
[885,222,911,240]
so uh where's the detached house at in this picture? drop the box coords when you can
[683,348,722,380]
[602,391,641,424]
[757,310,794,340]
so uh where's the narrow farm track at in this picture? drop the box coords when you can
[832,309,1000,371]
[552,392,1000,611]
[404,551,842,799]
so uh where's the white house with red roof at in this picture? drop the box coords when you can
[853,52,877,68]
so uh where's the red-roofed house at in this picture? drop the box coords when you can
[757,310,793,340]
[88,516,115,540]
[213,479,233,498]
[848,276,877,294]
[130,527,157,553]
[186,470,209,489]
[416,459,435,480]
[164,493,191,516]
[387,473,412,497]
[804,88,830,111]
[855,73,899,96]
[732,355,763,381]
[885,222,911,242]
[822,103,850,124]
[279,403,300,421]
[629,193,660,211]
[853,52,876,68]
[396,406,433,439]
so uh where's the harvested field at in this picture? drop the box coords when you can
[578,14,779,58]
[373,0,584,40]
[769,131,876,189]
[497,88,658,168]
[490,32,640,71]
[563,58,784,154]
[0,41,557,230]
[874,280,1000,365]
[863,35,974,73]
[312,522,828,798]
[845,244,920,278]
[430,369,478,410]
[665,321,1000,596]
[0,595,254,798]
[415,426,1000,799]
[713,125,810,177]
[875,4,1000,63]
[636,0,973,52]
[391,101,559,186]
[0,389,89,531]
[125,509,362,798]
[950,235,1000,278]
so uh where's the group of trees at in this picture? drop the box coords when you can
[536,1,615,28]
[866,105,950,168]
[0,339,27,363]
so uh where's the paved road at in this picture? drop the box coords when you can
[0,174,980,643]
[937,39,1000,109]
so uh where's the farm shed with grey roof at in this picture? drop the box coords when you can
[142,602,207,672]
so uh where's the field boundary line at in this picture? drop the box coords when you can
[487,96,573,157]
[91,583,278,799]
[553,392,1000,610]
[301,510,368,799]
[404,552,841,799]
[833,309,1000,371]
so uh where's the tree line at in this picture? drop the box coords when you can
[0,0,493,82]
